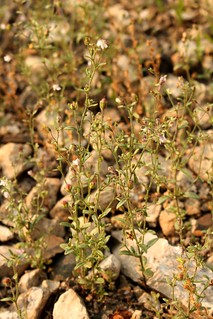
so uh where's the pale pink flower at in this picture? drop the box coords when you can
[3,54,12,63]
[52,84,61,91]
[96,39,108,50]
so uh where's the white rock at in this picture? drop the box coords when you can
[36,109,73,147]
[25,178,61,212]
[112,230,213,315]
[86,186,117,211]
[0,245,28,278]
[194,104,213,129]
[28,217,65,241]
[0,225,14,242]
[164,75,183,98]
[176,169,197,193]
[17,280,60,319]
[188,143,213,181]
[0,310,19,319]
[60,170,89,195]
[98,254,121,282]
[50,194,72,221]
[25,56,47,84]
[146,203,161,227]
[0,143,32,179]
[19,269,47,293]
[159,209,176,237]
[53,289,89,319]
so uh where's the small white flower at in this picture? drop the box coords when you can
[3,54,12,63]
[72,158,80,167]
[96,39,108,50]
[3,191,9,199]
[159,75,167,86]
[115,97,122,104]
[0,23,6,30]
[159,133,167,144]
[0,179,7,187]
[52,84,61,91]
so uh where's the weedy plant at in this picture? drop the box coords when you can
[0,0,212,318]
[0,250,26,319]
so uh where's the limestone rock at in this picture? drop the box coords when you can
[19,269,47,293]
[28,217,65,241]
[86,186,117,212]
[36,109,76,147]
[112,230,213,315]
[43,234,64,260]
[195,104,213,129]
[185,198,200,216]
[50,195,72,221]
[24,56,47,84]
[0,246,28,278]
[164,75,183,98]
[0,310,19,319]
[17,280,60,319]
[99,254,121,282]
[145,203,161,227]
[53,288,89,319]
[60,170,89,195]
[33,147,59,177]
[25,178,61,213]
[159,209,176,237]
[49,253,76,281]
[176,169,197,193]
[84,150,109,177]
[0,225,14,242]
[188,143,212,181]
[0,143,32,179]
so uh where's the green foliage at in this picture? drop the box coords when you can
[0,0,212,317]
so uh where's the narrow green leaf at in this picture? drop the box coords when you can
[120,249,133,256]
[157,195,170,205]
[183,192,199,199]
[116,198,126,209]
[180,168,194,181]
[146,237,159,249]
[98,207,111,219]
[1,297,13,302]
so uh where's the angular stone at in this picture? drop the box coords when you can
[0,310,19,319]
[0,143,32,179]
[53,289,89,319]
[60,170,90,196]
[19,269,47,293]
[43,234,64,260]
[0,246,28,278]
[36,109,74,147]
[146,203,161,227]
[28,217,65,241]
[25,178,61,213]
[195,104,213,129]
[99,254,121,282]
[0,225,14,242]
[176,169,197,193]
[50,195,72,221]
[188,144,212,181]
[112,230,213,315]
[49,253,76,281]
[17,280,60,319]
[86,186,117,211]
[159,202,177,237]
[185,198,200,216]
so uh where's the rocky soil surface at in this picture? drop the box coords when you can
[0,1,213,319]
